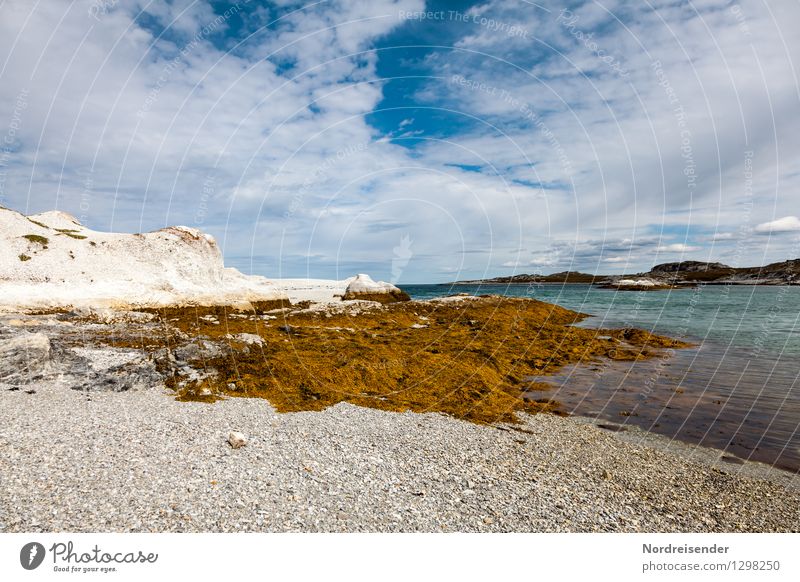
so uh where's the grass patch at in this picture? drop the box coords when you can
[19,254,31,262]
[22,234,49,246]
[56,232,88,240]
[26,218,50,229]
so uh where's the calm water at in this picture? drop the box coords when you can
[404,283,800,471]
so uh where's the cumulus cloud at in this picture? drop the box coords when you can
[754,216,800,233]
[656,243,701,253]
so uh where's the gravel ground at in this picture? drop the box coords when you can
[1,377,798,532]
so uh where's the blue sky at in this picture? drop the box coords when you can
[1,0,799,282]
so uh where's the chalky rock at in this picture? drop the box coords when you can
[342,274,411,304]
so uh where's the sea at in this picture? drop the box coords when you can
[403,283,800,472]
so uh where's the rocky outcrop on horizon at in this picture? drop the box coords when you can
[452,271,600,285]
[649,261,733,274]
[452,260,799,288]
[636,260,800,286]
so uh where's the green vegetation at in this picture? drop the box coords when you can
[19,254,31,262]
[26,218,50,229]
[57,232,88,240]
[22,234,49,246]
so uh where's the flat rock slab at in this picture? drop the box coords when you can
[0,333,51,383]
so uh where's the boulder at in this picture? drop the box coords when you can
[342,274,411,304]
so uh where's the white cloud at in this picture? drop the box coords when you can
[710,232,735,241]
[754,216,800,233]
[656,244,701,253]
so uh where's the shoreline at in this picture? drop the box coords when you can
[444,281,800,287]
[528,343,800,473]
[566,415,798,487]
[1,295,794,465]
[1,294,798,532]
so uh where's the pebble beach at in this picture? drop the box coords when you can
[1,376,798,533]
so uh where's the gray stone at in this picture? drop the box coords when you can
[174,341,224,364]
[0,333,51,384]
[234,334,263,346]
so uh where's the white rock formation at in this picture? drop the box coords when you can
[616,278,657,288]
[271,277,356,304]
[342,273,411,303]
[0,206,287,311]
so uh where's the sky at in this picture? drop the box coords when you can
[0,0,798,283]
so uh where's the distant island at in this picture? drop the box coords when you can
[450,260,800,289]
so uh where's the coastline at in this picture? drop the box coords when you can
[2,210,798,532]
[448,281,798,286]
[446,280,799,288]
[1,294,798,532]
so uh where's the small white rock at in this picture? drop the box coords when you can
[228,431,248,449]
[235,333,264,346]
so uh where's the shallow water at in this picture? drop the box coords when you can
[404,283,800,471]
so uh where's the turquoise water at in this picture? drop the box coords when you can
[404,284,800,356]
[403,284,800,471]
